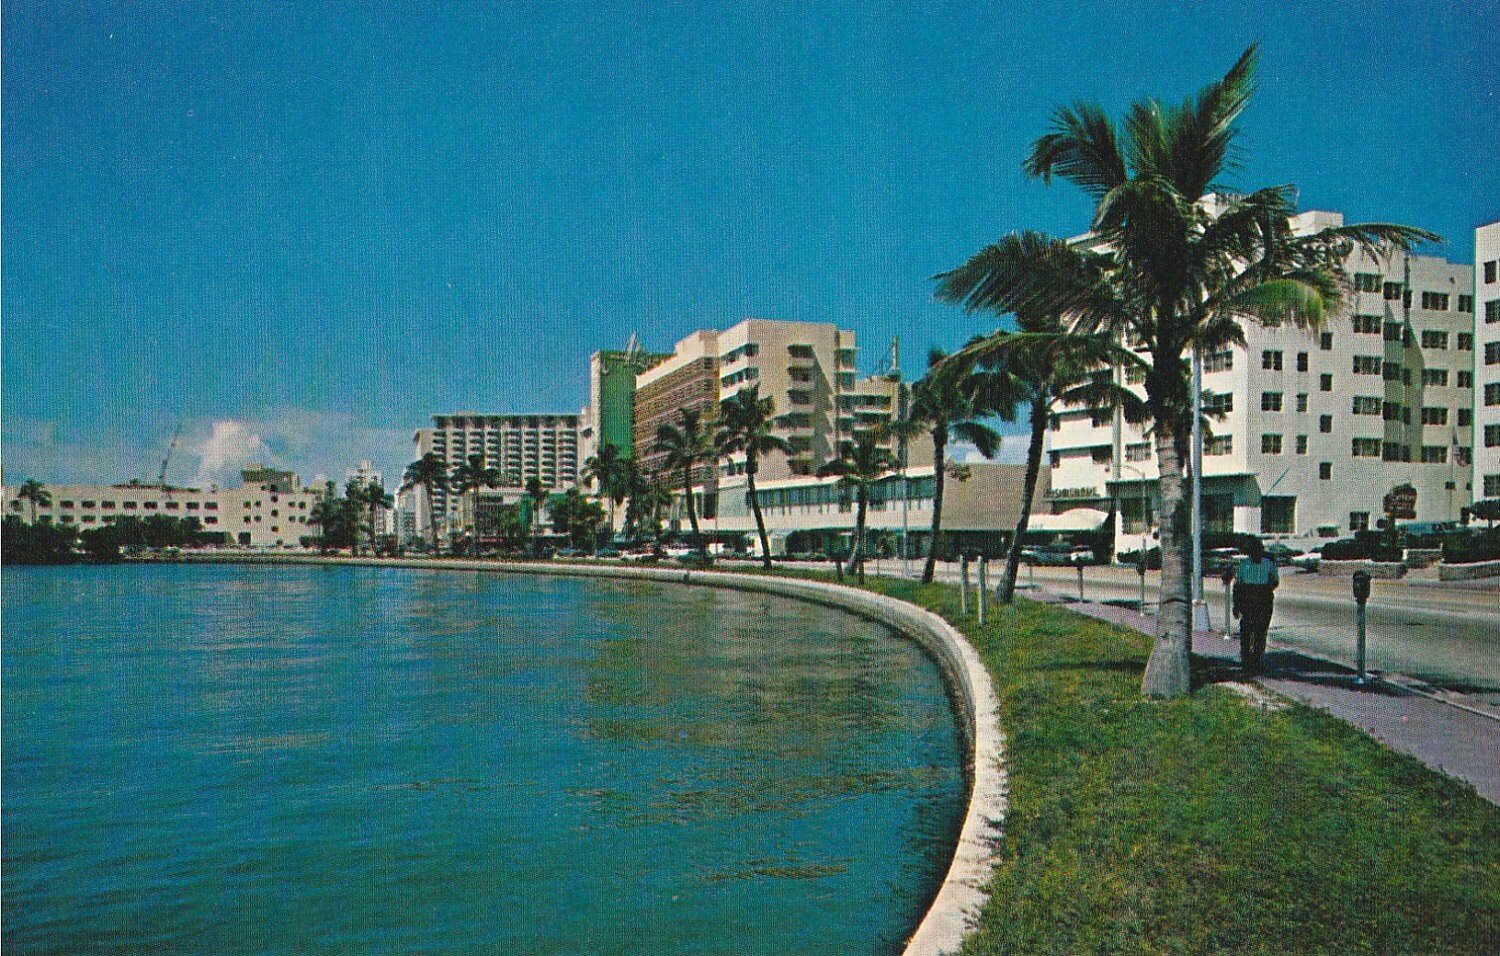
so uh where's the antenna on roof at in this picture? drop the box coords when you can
[157,424,182,490]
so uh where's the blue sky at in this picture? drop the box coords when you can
[5,0,1497,487]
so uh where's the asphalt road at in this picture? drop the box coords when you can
[958,561,1500,706]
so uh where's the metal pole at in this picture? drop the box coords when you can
[977,555,987,625]
[1077,563,1085,602]
[960,555,970,615]
[1191,344,1208,631]
[1356,602,1368,684]
[1139,559,1148,613]
[1223,572,1235,639]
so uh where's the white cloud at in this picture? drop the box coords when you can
[949,436,1030,466]
[192,421,275,489]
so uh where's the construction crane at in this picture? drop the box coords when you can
[157,424,181,490]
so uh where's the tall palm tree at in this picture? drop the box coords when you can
[448,454,502,545]
[360,479,393,555]
[817,430,897,578]
[715,385,792,569]
[891,350,1003,584]
[582,443,628,539]
[937,45,1435,695]
[655,407,716,553]
[525,476,548,553]
[402,452,449,553]
[17,479,51,524]
[940,318,1148,605]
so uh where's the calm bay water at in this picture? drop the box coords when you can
[3,564,965,955]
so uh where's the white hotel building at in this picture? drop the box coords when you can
[1045,209,1475,553]
[1471,221,1500,501]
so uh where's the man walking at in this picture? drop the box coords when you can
[1233,537,1280,674]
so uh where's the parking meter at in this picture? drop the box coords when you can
[1221,567,1235,638]
[1352,570,1371,683]
[1352,570,1372,604]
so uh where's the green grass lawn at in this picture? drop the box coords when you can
[842,577,1500,956]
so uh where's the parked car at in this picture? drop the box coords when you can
[1265,543,1304,566]
[1021,544,1095,566]
[1289,548,1322,571]
[1204,548,1247,574]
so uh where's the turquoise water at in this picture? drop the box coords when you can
[3,564,965,954]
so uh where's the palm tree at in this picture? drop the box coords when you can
[525,476,548,553]
[715,385,793,569]
[402,452,449,553]
[582,443,629,540]
[940,319,1148,605]
[17,479,51,524]
[448,455,502,545]
[309,496,343,555]
[655,407,716,553]
[817,430,897,578]
[937,45,1435,695]
[892,350,1003,584]
[360,479,393,555]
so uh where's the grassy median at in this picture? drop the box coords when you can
[836,576,1500,956]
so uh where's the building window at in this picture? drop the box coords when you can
[1351,396,1381,416]
[1350,511,1370,531]
[1459,295,1474,313]
[123,501,138,510]
[1383,282,1404,301]
[1421,292,1450,311]
[1351,315,1381,334]
[1486,425,1500,448]
[1203,350,1234,372]
[1459,370,1474,388]
[1320,332,1334,351]
[787,344,815,359]
[1262,350,1283,371]
[1423,369,1449,387]
[1352,355,1381,375]
[1382,402,1402,422]
[1351,437,1381,457]
[1354,273,1382,293]
[1261,434,1283,454]
[1460,408,1473,426]
[1421,406,1448,425]
[1486,261,1498,284]
[1260,391,1282,412]
[1295,435,1308,454]
[1125,442,1151,462]
[1205,435,1232,456]
[1296,352,1309,372]
[1296,393,1308,413]
[1261,496,1295,534]
[1487,475,1500,498]
[1320,373,1333,392]
[1486,300,1500,324]
[1459,333,1474,351]
[1203,392,1233,415]
[1421,446,1448,464]
[1457,447,1472,466]
[1320,414,1333,433]
[1319,462,1332,480]
[1421,330,1449,349]
[1382,362,1400,381]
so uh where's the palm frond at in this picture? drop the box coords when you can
[1024,101,1129,199]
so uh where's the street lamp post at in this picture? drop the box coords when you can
[1119,463,1152,613]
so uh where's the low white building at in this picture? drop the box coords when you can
[3,464,328,548]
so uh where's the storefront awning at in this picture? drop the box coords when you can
[1028,508,1110,532]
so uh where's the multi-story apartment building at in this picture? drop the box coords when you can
[2,464,328,548]
[633,330,722,483]
[412,412,581,535]
[1046,208,1475,552]
[1472,221,1500,501]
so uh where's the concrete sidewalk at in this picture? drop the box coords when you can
[1030,590,1500,806]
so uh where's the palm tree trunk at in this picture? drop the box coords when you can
[427,483,439,553]
[922,429,948,584]
[683,466,701,548]
[747,467,773,570]
[1141,412,1193,697]
[846,487,868,577]
[999,397,1049,604]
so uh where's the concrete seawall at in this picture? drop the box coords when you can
[181,555,1007,955]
